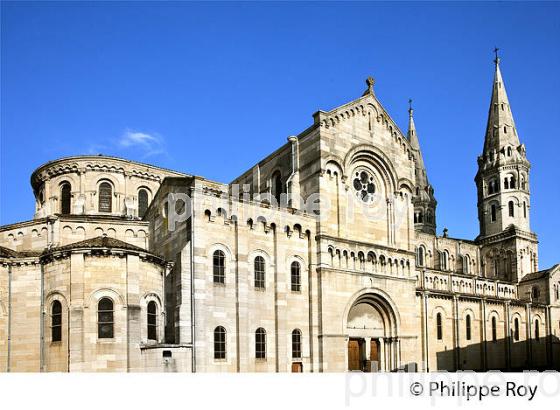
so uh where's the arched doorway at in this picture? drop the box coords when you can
[346,292,399,372]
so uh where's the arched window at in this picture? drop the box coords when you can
[60,182,72,214]
[255,328,266,359]
[463,254,471,274]
[436,313,443,340]
[291,329,302,359]
[535,320,540,341]
[147,301,157,341]
[465,315,472,341]
[254,256,265,289]
[504,177,509,190]
[493,258,499,276]
[213,250,225,284]
[509,175,515,189]
[491,204,497,222]
[98,297,114,339]
[491,317,497,342]
[514,318,520,341]
[51,300,62,342]
[417,246,425,267]
[290,261,301,292]
[532,286,540,300]
[98,182,113,213]
[508,201,514,217]
[442,250,449,271]
[138,188,149,218]
[272,171,283,206]
[214,326,226,359]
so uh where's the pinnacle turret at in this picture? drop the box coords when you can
[408,100,437,235]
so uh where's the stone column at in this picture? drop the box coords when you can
[378,337,385,371]
[505,301,511,370]
[395,337,401,369]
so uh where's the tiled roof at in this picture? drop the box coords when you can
[0,246,41,258]
[520,264,560,282]
[1,236,163,261]
[52,236,148,253]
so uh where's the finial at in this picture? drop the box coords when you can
[363,76,375,95]
[493,47,500,65]
[408,98,413,115]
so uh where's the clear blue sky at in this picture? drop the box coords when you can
[1,2,559,268]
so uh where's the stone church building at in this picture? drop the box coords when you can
[1,58,559,372]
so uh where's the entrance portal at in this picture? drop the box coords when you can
[345,292,399,372]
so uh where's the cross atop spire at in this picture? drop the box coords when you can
[494,47,500,65]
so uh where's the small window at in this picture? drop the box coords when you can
[51,300,62,342]
[98,297,114,339]
[504,177,509,190]
[523,202,527,218]
[60,183,72,214]
[465,315,471,341]
[491,317,497,342]
[213,250,225,284]
[514,318,520,341]
[214,326,226,359]
[291,261,301,292]
[535,320,540,341]
[138,188,149,218]
[254,256,265,289]
[417,246,425,267]
[491,204,497,222]
[255,328,266,359]
[292,329,302,359]
[98,182,113,213]
[532,286,540,300]
[463,255,470,274]
[147,301,157,341]
[436,313,443,340]
[508,201,514,217]
[442,250,449,271]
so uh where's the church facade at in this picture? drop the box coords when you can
[1,58,559,372]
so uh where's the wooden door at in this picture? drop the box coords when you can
[348,339,361,371]
[291,362,303,373]
[370,340,379,362]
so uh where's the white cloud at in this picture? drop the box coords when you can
[118,129,166,158]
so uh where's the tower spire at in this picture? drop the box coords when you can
[482,51,520,157]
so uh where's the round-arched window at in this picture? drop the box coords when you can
[352,169,376,203]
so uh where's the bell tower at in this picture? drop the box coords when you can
[475,51,538,281]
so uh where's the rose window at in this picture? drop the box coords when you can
[353,170,376,202]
